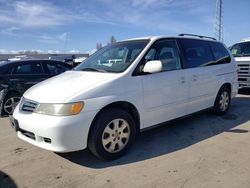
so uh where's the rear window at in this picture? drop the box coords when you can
[46,62,70,74]
[179,39,214,68]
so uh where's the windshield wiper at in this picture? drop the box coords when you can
[80,68,107,73]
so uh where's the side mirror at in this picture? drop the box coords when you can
[143,60,162,74]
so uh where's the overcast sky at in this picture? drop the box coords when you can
[0,0,249,53]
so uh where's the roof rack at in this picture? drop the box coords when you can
[178,33,216,41]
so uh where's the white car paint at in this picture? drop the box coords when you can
[12,36,238,153]
[23,71,118,103]
[142,69,189,127]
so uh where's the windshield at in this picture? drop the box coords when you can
[230,42,250,57]
[75,40,149,73]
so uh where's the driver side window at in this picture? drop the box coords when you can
[143,40,181,72]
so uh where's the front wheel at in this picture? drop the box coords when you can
[88,108,136,160]
[213,86,231,115]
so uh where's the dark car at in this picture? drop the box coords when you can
[0,59,72,116]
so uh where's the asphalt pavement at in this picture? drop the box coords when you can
[0,91,250,188]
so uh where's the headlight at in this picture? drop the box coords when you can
[34,102,84,116]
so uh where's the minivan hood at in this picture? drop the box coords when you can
[23,71,116,103]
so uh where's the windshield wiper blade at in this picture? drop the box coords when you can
[80,68,107,73]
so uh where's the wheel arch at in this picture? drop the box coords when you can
[6,90,21,96]
[87,101,141,143]
[220,82,232,94]
[215,82,232,104]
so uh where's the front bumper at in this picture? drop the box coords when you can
[12,105,97,152]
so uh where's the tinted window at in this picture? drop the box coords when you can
[180,39,214,68]
[0,63,12,74]
[143,40,181,71]
[13,62,43,74]
[46,63,58,74]
[46,62,70,74]
[210,42,231,64]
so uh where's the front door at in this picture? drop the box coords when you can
[141,39,188,128]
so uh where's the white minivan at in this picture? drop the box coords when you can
[11,34,238,160]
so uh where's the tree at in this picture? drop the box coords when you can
[96,43,102,50]
[110,35,116,44]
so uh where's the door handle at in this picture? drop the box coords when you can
[180,76,186,84]
[192,75,198,82]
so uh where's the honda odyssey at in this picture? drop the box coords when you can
[10,34,238,160]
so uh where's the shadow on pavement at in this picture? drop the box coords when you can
[0,171,17,188]
[58,96,250,168]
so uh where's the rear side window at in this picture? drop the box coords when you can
[210,42,231,64]
[46,62,70,74]
[13,62,43,74]
[179,39,214,68]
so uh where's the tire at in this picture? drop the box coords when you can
[213,86,231,115]
[3,93,21,115]
[88,108,136,160]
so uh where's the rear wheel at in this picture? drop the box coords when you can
[213,86,231,115]
[88,108,136,160]
[3,93,21,115]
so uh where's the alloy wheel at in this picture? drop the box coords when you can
[219,91,229,112]
[102,118,130,153]
[4,97,20,115]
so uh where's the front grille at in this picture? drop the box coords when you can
[238,78,247,82]
[238,64,249,67]
[20,98,38,112]
[237,63,250,76]
[237,62,250,88]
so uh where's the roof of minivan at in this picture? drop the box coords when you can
[122,35,219,43]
